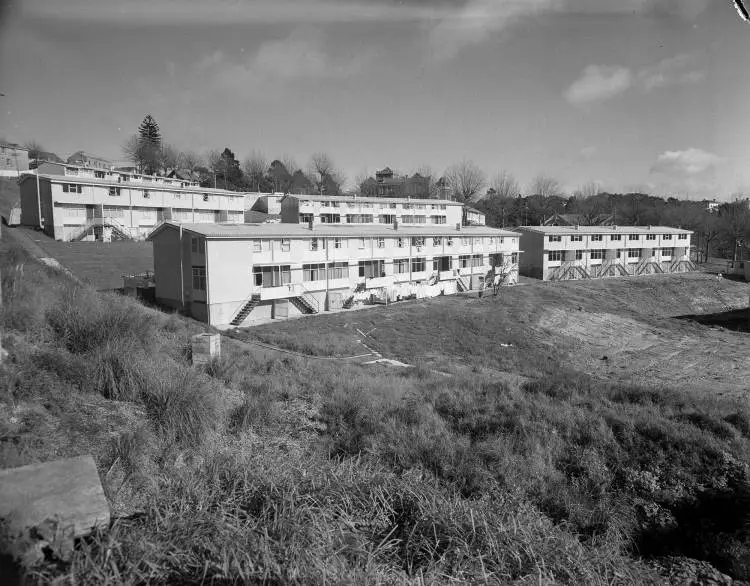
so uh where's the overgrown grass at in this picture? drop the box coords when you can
[3,237,750,582]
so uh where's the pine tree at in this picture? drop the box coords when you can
[136,115,162,175]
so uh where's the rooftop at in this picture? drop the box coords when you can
[284,193,460,206]
[18,172,247,197]
[517,225,692,235]
[149,221,521,240]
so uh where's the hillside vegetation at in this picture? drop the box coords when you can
[2,236,750,583]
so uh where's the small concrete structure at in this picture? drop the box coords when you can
[0,455,110,565]
[191,333,221,366]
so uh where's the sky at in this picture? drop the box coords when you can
[0,0,748,200]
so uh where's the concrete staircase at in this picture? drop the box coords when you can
[230,294,261,326]
[456,275,470,292]
[290,292,319,314]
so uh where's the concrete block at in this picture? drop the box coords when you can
[191,333,221,366]
[0,455,110,566]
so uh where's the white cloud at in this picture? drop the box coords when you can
[650,147,722,176]
[564,65,632,105]
[637,53,706,92]
[192,28,371,94]
[579,145,598,159]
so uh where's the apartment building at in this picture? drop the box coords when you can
[517,225,694,281]
[280,194,467,228]
[66,151,113,170]
[18,164,246,241]
[0,143,29,177]
[148,222,521,326]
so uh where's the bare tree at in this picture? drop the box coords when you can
[489,170,520,199]
[122,134,148,173]
[573,181,602,199]
[158,143,180,175]
[414,165,442,199]
[23,140,45,162]
[527,174,562,197]
[444,159,486,203]
[281,154,298,174]
[308,152,344,195]
[180,151,204,180]
[243,150,268,191]
[204,149,224,188]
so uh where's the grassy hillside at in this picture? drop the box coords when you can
[3,235,750,583]
[0,178,20,222]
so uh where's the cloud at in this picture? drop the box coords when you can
[565,52,706,106]
[564,65,632,105]
[192,28,371,94]
[650,148,722,176]
[579,145,598,159]
[636,53,706,92]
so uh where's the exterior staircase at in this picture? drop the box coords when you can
[456,275,470,292]
[670,258,697,273]
[290,292,319,314]
[230,294,261,326]
[550,262,591,281]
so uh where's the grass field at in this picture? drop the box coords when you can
[3,233,750,583]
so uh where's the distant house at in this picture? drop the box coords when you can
[0,144,29,177]
[705,199,720,213]
[360,167,433,199]
[28,151,64,169]
[543,211,614,227]
[462,206,486,226]
[66,151,113,170]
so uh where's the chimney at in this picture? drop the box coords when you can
[308,218,314,231]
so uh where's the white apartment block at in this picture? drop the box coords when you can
[517,225,694,281]
[148,222,521,326]
[280,194,466,227]
[18,164,246,241]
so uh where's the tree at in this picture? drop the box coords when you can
[308,152,344,196]
[180,151,204,180]
[443,159,486,203]
[219,147,243,190]
[573,181,601,199]
[527,174,562,198]
[414,165,443,199]
[267,159,294,193]
[137,114,162,175]
[243,150,269,192]
[489,171,520,200]
[23,140,45,162]
[158,143,180,175]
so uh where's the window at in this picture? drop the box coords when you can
[334,237,343,249]
[433,237,442,246]
[590,249,604,260]
[548,235,562,242]
[571,235,583,242]
[358,260,385,278]
[143,190,150,199]
[628,249,640,259]
[326,262,348,280]
[358,237,366,249]
[331,201,340,208]
[192,267,206,291]
[379,214,396,224]
[394,258,409,274]
[377,237,385,248]
[646,234,656,240]
[252,240,262,253]
[411,257,426,273]
[591,234,603,241]
[397,237,405,248]
[299,213,314,224]
[548,251,563,262]
[281,239,290,252]
[202,194,210,202]
[389,203,397,209]
[471,254,483,267]
[661,248,673,257]
[610,234,622,241]
[628,234,640,241]
[310,238,321,251]
[192,238,206,254]
[94,171,105,179]
[108,187,121,196]
[431,215,447,224]
[412,237,425,247]
[253,265,291,288]
[403,203,411,210]
[662,234,672,240]
[576,250,584,260]
[461,237,471,246]
[320,214,341,224]
[401,215,414,223]
[458,255,470,268]
[652,249,658,257]
[474,238,481,245]
[446,237,454,247]
[62,183,82,193]
[346,214,373,223]
[678,234,688,240]
[303,263,326,281]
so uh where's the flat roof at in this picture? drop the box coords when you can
[18,172,247,197]
[284,194,461,206]
[150,221,520,240]
[516,225,692,235]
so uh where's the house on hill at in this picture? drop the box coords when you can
[66,151,113,170]
[543,211,614,227]
[0,143,30,177]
